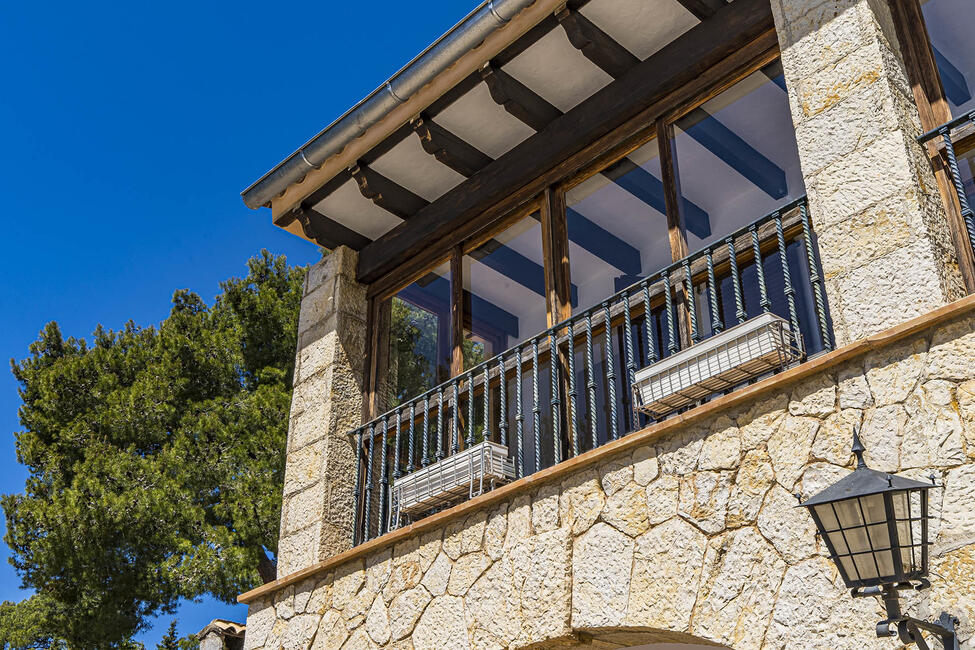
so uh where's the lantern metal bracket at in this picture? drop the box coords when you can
[853,584,959,650]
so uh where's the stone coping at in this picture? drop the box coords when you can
[238,293,975,604]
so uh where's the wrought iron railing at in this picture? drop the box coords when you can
[919,111,975,259]
[350,196,833,545]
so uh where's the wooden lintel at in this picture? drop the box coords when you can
[350,163,429,220]
[557,8,639,79]
[292,208,371,251]
[357,0,775,285]
[675,0,726,21]
[479,63,562,131]
[412,115,493,177]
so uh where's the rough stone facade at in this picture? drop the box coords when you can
[277,246,368,578]
[245,310,975,649]
[771,0,965,345]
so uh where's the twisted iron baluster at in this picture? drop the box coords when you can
[407,402,416,473]
[498,356,508,448]
[567,320,579,457]
[421,396,430,467]
[941,124,975,256]
[727,236,746,325]
[532,337,541,473]
[800,201,832,351]
[603,303,618,440]
[393,409,403,480]
[466,372,475,448]
[683,259,699,343]
[622,292,637,432]
[663,270,678,355]
[775,213,801,336]
[585,310,597,450]
[515,346,524,478]
[452,380,460,455]
[352,429,363,545]
[751,224,771,313]
[436,387,445,461]
[378,417,389,536]
[549,329,561,464]
[363,424,375,541]
[482,364,491,442]
[643,279,657,363]
[706,248,722,334]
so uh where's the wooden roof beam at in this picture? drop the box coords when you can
[281,207,371,251]
[557,8,639,78]
[411,115,493,178]
[675,0,727,20]
[350,163,429,219]
[479,63,562,131]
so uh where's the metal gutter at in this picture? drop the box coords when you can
[241,0,537,210]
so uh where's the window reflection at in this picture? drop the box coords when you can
[673,62,805,251]
[391,262,451,403]
[463,214,548,363]
[922,0,975,117]
[565,139,672,313]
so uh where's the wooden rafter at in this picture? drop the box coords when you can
[556,8,638,79]
[479,63,562,131]
[675,0,727,21]
[350,163,429,219]
[285,207,371,251]
[411,115,493,177]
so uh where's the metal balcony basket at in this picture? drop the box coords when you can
[633,312,802,417]
[388,440,515,531]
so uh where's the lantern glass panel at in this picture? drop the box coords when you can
[852,552,879,581]
[814,503,839,532]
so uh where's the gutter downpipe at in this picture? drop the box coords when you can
[241,0,535,210]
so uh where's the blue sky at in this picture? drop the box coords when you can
[0,0,466,645]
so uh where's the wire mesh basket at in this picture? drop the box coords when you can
[388,440,515,531]
[633,312,802,418]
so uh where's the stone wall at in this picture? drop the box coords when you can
[244,308,975,649]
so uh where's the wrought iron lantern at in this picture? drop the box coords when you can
[799,430,960,650]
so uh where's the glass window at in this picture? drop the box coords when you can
[565,139,672,314]
[673,62,805,251]
[390,262,451,403]
[463,213,548,364]
[922,0,975,117]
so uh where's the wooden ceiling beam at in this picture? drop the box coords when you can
[350,163,429,219]
[479,63,562,131]
[556,8,639,78]
[285,207,371,251]
[358,0,775,284]
[675,0,727,21]
[412,115,493,177]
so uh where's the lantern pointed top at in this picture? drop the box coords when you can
[851,427,867,470]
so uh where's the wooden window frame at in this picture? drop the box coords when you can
[364,43,782,418]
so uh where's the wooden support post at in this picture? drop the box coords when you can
[450,247,465,378]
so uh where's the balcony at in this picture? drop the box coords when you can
[350,196,833,545]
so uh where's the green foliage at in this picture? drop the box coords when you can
[1,251,304,648]
[155,621,179,650]
[390,298,439,403]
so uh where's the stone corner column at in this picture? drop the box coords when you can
[276,245,368,578]
[771,0,966,346]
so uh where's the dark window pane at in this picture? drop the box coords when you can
[391,262,451,403]
[922,0,975,117]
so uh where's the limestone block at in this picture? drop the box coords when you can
[865,336,927,406]
[311,609,347,649]
[332,560,365,606]
[280,613,320,650]
[466,557,519,646]
[927,316,975,381]
[599,458,633,496]
[446,552,491,597]
[282,482,325,535]
[860,404,906,469]
[799,462,849,502]
[514,528,572,645]
[645,473,680,526]
[558,468,605,536]
[482,504,507,561]
[420,552,451,598]
[774,0,872,80]
[677,471,732,535]
[692,527,786,648]
[757,485,818,563]
[531,481,560,533]
[244,599,275,650]
[364,547,393,594]
[627,517,707,630]
[503,494,531,550]
[812,409,861,465]
[342,587,376,623]
[739,393,788,450]
[926,544,975,642]
[655,429,703,474]
[939,464,975,549]
[571,523,633,628]
[727,449,775,527]
[957,380,975,459]
[768,415,819,490]
[342,625,379,650]
[442,518,465,561]
[306,577,331,615]
[838,365,873,410]
[602,481,650,537]
[460,510,487,555]
[902,381,965,469]
[698,415,741,471]
[293,578,315,614]
[382,558,421,603]
[631,445,659,485]
[790,374,837,418]
[388,586,431,642]
[364,596,391,645]
[274,584,296,620]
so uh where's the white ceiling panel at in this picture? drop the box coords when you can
[502,28,613,112]
[581,0,699,60]
[434,82,535,159]
[312,178,402,241]
[369,134,467,202]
